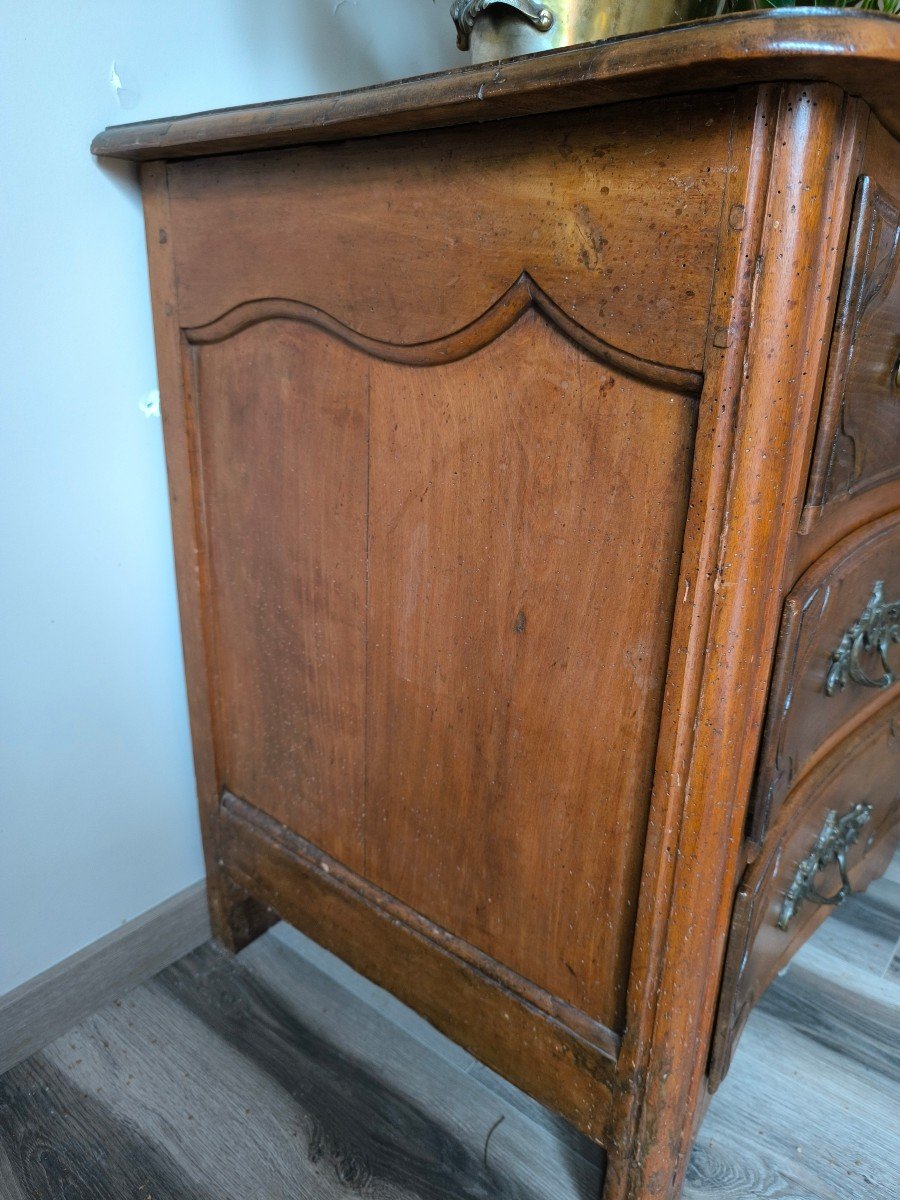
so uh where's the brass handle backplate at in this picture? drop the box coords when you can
[778,802,873,931]
[825,581,900,696]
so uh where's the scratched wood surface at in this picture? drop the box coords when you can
[90,11,900,161]
[127,59,899,1195]
[363,311,696,1030]
[191,298,698,1033]
[1,852,896,1200]
[164,94,732,367]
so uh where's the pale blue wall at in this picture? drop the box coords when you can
[0,0,456,996]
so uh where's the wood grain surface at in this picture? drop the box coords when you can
[364,310,695,1030]
[173,86,711,1042]
[193,320,369,868]
[794,110,900,569]
[218,791,617,1143]
[165,96,731,368]
[187,293,699,1033]
[1,855,897,1199]
[90,11,900,161]
[802,120,900,530]
[112,28,900,1199]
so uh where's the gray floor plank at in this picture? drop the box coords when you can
[464,1061,606,1178]
[0,942,601,1200]
[155,943,586,1200]
[0,1048,220,1200]
[0,883,209,1077]
[267,922,479,1073]
[805,884,900,979]
[755,962,900,1082]
[0,1148,29,1200]
[880,852,900,888]
[239,934,603,1199]
[0,851,897,1200]
[687,1004,899,1200]
[34,987,343,1200]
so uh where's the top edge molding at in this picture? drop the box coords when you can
[92,11,900,162]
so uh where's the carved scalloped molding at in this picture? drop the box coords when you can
[184,272,703,396]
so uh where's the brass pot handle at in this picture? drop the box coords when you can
[778,803,872,931]
[451,0,554,50]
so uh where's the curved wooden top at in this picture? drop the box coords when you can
[92,9,899,161]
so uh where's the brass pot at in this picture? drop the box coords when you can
[452,0,728,62]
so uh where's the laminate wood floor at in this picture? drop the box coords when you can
[2,854,898,1200]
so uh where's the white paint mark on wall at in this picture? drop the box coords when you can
[110,61,141,110]
[139,389,160,418]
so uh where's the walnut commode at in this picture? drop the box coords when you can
[93,12,900,1199]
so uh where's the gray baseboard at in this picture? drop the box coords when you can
[0,881,211,1076]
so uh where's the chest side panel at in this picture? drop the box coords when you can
[169,98,731,1037]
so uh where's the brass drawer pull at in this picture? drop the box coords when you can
[825,581,900,696]
[778,802,873,931]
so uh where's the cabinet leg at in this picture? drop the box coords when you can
[602,1145,686,1200]
[601,1099,700,1200]
[206,868,276,954]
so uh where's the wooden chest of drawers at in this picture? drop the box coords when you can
[93,12,900,1200]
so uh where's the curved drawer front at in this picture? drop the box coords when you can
[710,699,900,1089]
[750,510,900,843]
[802,174,900,528]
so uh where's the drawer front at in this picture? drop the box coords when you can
[802,174,900,529]
[750,510,900,844]
[710,700,900,1090]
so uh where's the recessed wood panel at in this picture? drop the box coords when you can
[803,168,900,528]
[191,307,695,1034]
[165,94,733,372]
[365,311,696,1031]
[192,321,368,868]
